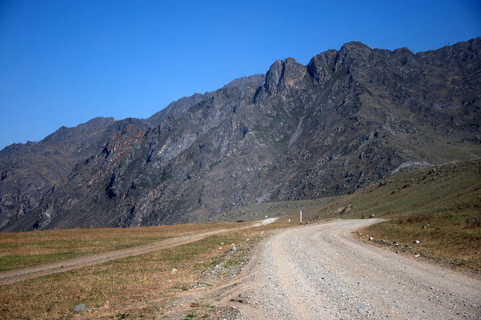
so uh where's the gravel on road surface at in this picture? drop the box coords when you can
[226,219,481,319]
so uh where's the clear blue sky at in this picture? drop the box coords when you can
[1,0,480,150]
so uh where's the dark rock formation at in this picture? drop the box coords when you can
[1,38,481,231]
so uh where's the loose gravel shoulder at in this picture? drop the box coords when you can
[225,219,481,319]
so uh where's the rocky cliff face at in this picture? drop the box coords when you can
[1,38,480,231]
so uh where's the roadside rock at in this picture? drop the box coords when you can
[166,296,197,308]
[72,304,87,313]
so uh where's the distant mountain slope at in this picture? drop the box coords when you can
[0,117,115,229]
[1,38,480,232]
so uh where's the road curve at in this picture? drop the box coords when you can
[233,219,481,319]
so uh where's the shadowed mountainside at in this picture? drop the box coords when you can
[1,38,480,231]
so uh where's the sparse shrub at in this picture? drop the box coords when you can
[406,213,431,224]
[396,213,432,224]
[465,215,481,228]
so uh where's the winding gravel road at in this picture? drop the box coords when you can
[230,219,481,319]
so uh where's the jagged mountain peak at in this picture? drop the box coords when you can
[340,41,371,51]
[263,57,307,96]
[392,47,414,55]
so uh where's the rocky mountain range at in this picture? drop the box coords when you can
[1,38,480,232]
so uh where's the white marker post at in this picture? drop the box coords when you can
[300,209,303,225]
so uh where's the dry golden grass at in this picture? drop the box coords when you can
[358,208,481,275]
[0,223,273,320]
[0,222,239,272]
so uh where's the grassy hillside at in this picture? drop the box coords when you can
[307,159,481,274]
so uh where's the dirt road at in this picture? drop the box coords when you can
[222,219,481,319]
